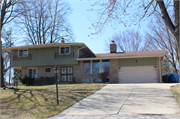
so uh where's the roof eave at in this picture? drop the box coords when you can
[2,43,86,53]
[76,55,165,60]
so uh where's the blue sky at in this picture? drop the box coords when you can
[2,0,149,53]
[68,0,148,53]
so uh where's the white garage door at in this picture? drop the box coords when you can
[119,66,157,83]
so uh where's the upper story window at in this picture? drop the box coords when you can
[19,50,28,57]
[60,47,70,54]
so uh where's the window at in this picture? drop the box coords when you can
[92,60,100,74]
[60,47,70,54]
[102,60,110,73]
[45,68,51,72]
[83,61,91,74]
[61,67,66,74]
[61,75,66,82]
[28,69,37,78]
[67,67,73,74]
[60,67,73,82]
[19,50,28,57]
[83,79,91,83]
[67,75,73,81]
[92,79,102,83]
[83,59,110,74]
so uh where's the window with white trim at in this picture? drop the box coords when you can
[19,50,28,57]
[28,69,37,78]
[60,67,73,82]
[60,47,70,54]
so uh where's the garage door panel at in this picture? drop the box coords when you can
[119,66,157,83]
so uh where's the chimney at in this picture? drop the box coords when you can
[110,40,117,53]
[61,38,65,43]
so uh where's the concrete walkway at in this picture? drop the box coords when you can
[50,84,180,118]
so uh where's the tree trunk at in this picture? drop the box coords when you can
[157,0,179,63]
[1,56,5,87]
[156,1,175,36]
[174,1,179,63]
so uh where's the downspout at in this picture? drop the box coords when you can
[159,56,162,83]
[78,45,87,58]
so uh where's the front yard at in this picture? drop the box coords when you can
[171,84,180,106]
[0,84,106,119]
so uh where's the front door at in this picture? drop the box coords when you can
[60,67,73,83]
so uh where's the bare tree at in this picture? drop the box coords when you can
[12,68,21,87]
[90,0,179,58]
[162,58,170,75]
[17,0,73,45]
[1,29,14,86]
[145,18,179,74]
[1,0,26,33]
[1,0,29,87]
[105,30,147,52]
[90,0,178,39]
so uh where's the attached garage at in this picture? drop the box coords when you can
[119,66,157,83]
[118,57,160,83]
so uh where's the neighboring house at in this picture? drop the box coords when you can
[2,40,166,83]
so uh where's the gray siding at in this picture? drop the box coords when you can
[79,50,86,58]
[118,57,157,67]
[12,46,79,67]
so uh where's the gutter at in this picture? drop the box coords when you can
[77,45,87,58]
[76,55,165,60]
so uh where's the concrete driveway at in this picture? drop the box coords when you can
[52,84,180,118]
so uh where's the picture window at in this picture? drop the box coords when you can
[83,59,110,74]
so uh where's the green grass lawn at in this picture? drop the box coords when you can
[0,84,106,119]
[171,84,180,106]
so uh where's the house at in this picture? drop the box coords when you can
[2,39,166,83]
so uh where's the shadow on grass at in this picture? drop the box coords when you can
[0,87,95,118]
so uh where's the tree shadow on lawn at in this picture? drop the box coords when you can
[0,88,93,118]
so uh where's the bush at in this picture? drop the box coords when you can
[98,71,109,83]
[20,75,35,86]
[37,76,55,86]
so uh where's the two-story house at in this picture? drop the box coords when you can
[2,40,166,83]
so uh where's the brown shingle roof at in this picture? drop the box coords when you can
[77,50,167,60]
